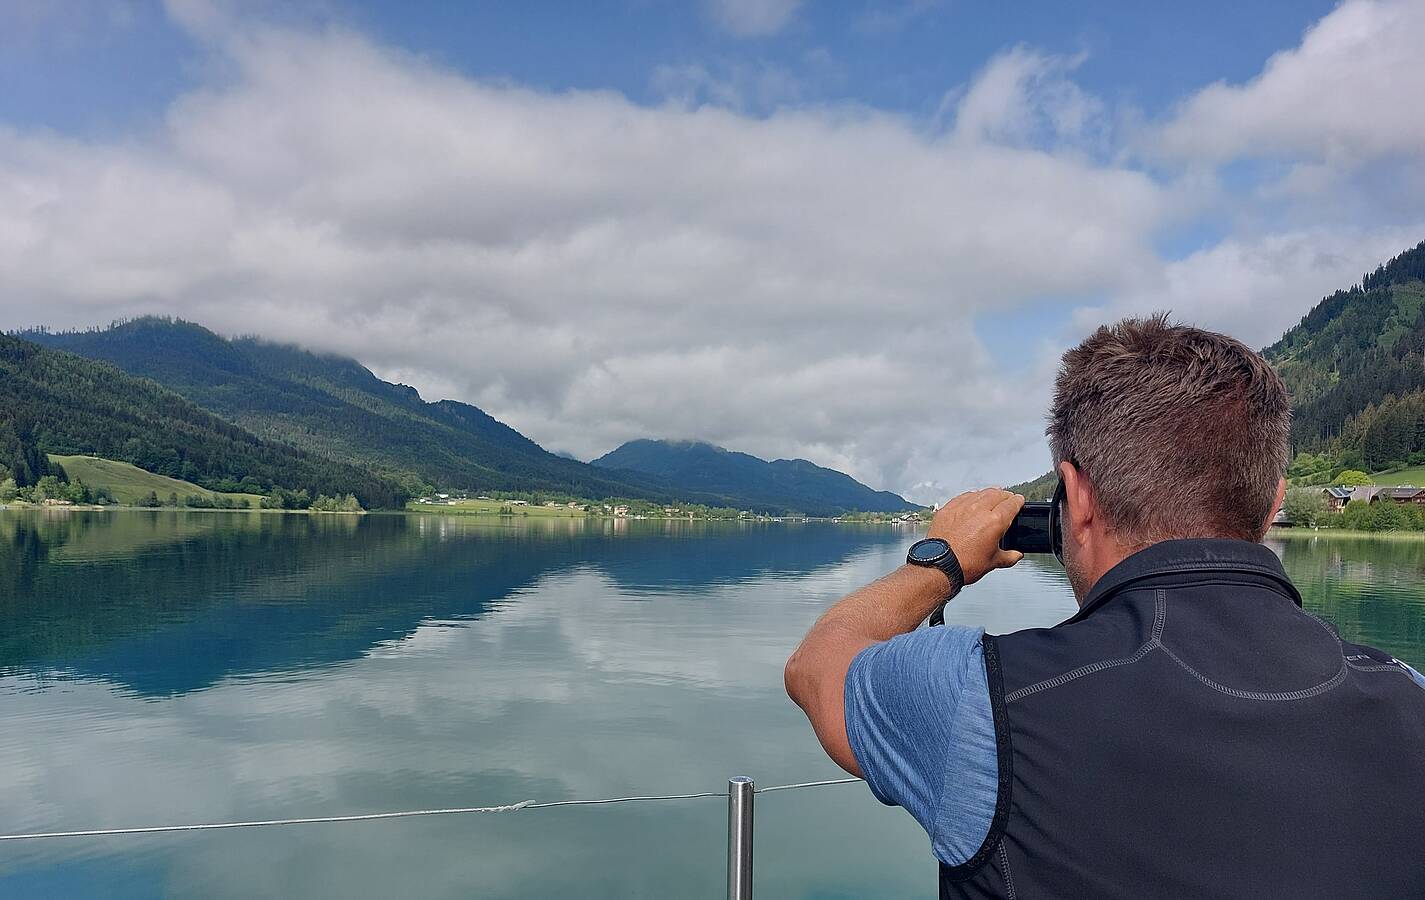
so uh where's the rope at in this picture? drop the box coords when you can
[0,777,864,843]
[526,790,728,809]
[755,777,862,794]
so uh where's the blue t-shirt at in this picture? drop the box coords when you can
[843,623,1425,868]
[843,625,998,866]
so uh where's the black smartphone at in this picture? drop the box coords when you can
[1001,501,1054,554]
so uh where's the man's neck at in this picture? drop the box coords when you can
[1070,537,1142,606]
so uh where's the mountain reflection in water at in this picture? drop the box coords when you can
[0,512,1418,899]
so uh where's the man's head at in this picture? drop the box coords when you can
[1048,314,1290,600]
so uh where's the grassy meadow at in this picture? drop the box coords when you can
[1370,465,1425,487]
[47,455,266,507]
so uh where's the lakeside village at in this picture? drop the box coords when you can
[410,492,930,524]
[0,461,929,523]
[15,455,1425,533]
[20,462,1425,531]
[1278,478,1425,533]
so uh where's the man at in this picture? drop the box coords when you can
[786,316,1425,898]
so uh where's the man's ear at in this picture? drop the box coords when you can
[1059,460,1092,547]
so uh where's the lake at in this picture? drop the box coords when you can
[0,511,1421,899]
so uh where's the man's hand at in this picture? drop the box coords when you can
[786,486,1027,777]
[928,488,1026,586]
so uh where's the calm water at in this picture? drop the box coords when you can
[0,512,1420,899]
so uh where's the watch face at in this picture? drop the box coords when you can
[909,538,949,563]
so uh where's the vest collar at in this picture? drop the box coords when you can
[1066,538,1301,625]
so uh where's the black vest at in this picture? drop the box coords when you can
[941,539,1425,899]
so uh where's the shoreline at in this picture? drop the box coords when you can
[1268,526,1425,540]
[0,504,923,524]
[0,503,367,515]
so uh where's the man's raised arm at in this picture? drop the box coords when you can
[783,488,1024,775]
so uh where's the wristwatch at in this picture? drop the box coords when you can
[906,537,965,597]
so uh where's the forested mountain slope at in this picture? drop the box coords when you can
[24,318,674,501]
[593,439,914,516]
[0,333,405,507]
[1265,240,1425,473]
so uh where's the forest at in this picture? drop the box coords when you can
[1267,240,1425,477]
[0,334,408,508]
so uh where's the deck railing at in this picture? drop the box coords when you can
[0,774,864,899]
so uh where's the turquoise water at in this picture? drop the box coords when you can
[0,511,1418,898]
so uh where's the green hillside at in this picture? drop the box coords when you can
[1366,466,1425,488]
[23,318,682,503]
[49,455,264,506]
[24,318,907,514]
[1265,240,1425,476]
[0,332,406,508]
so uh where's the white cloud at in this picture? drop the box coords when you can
[0,24,1172,502]
[1152,0,1425,172]
[704,0,802,37]
[1,2,1422,501]
[949,46,1105,151]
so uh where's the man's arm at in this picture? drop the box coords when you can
[784,488,1024,776]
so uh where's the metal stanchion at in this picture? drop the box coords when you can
[727,776,754,900]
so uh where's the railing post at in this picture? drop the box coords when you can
[727,776,754,900]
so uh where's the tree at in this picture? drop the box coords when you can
[1335,470,1373,486]
[1282,490,1328,528]
[137,490,161,508]
[33,475,63,502]
[0,478,16,503]
[63,479,93,504]
[1368,500,1413,532]
[1287,451,1333,480]
[263,487,313,510]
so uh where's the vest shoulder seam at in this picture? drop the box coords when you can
[1155,600,1349,702]
[1004,593,1166,704]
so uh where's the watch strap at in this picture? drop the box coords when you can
[907,538,964,597]
[934,546,965,596]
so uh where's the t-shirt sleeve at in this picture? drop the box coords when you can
[843,623,996,862]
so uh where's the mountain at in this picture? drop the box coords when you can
[23,318,675,502]
[1264,240,1425,473]
[0,332,406,507]
[592,439,914,516]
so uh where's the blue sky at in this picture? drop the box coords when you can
[2,0,1423,499]
[5,1,1337,133]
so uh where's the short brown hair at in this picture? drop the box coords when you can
[1048,314,1290,543]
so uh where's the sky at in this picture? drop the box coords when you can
[3,0,1424,504]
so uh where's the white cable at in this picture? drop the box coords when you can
[755,777,863,794]
[0,777,865,843]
